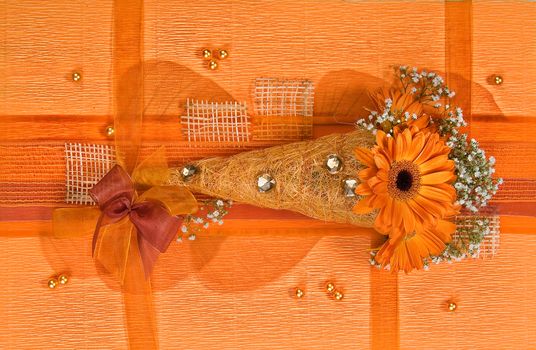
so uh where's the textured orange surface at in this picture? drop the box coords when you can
[1,1,536,350]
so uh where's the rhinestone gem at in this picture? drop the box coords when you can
[257,173,276,193]
[326,154,343,174]
[181,165,197,180]
[343,178,358,197]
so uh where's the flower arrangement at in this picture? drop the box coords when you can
[356,66,502,272]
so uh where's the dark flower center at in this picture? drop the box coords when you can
[396,170,413,191]
[387,160,422,201]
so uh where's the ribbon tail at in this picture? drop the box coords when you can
[52,207,101,239]
[137,235,161,279]
[94,217,133,282]
[122,232,159,349]
[91,212,106,257]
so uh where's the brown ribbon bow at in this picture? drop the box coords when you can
[89,164,181,278]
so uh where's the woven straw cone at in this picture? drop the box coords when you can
[167,130,378,227]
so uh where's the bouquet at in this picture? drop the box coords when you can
[160,66,502,273]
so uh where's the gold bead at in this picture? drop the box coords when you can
[217,49,228,60]
[494,75,503,85]
[326,282,335,293]
[295,288,304,299]
[334,290,344,301]
[58,274,69,285]
[208,60,218,70]
[202,49,212,60]
[448,302,457,311]
[48,279,58,289]
[72,71,82,82]
[105,125,115,137]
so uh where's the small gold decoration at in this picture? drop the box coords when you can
[448,302,457,311]
[202,48,212,60]
[217,49,229,60]
[58,274,69,285]
[295,288,304,298]
[326,282,335,293]
[334,290,344,301]
[48,279,58,289]
[494,75,503,85]
[72,72,82,82]
[105,125,115,138]
[208,60,218,70]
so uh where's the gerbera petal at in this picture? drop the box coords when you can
[421,171,457,185]
[392,201,404,229]
[407,198,436,224]
[420,185,455,203]
[435,219,457,241]
[400,202,416,234]
[372,181,388,195]
[406,235,431,259]
[370,192,389,208]
[412,115,430,129]
[419,155,453,175]
[376,130,388,149]
[376,169,389,182]
[413,135,436,165]
[354,147,375,168]
[414,194,445,217]
[404,241,423,271]
[358,167,377,180]
[406,133,425,161]
[374,153,391,170]
[356,183,373,196]
[418,229,447,255]
[352,196,374,214]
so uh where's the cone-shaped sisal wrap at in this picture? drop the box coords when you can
[168,130,377,227]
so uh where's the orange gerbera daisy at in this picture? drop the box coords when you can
[374,219,457,273]
[371,88,423,117]
[370,88,434,134]
[353,126,459,271]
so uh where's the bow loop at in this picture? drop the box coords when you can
[89,165,134,210]
[129,200,181,254]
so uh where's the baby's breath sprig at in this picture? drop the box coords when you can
[177,198,233,242]
[425,216,492,267]
[447,134,502,212]
[398,65,455,104]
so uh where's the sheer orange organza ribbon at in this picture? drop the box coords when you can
[52,120,197,349]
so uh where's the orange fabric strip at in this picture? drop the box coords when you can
[113,1,158,349]
[445,0,473,128]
